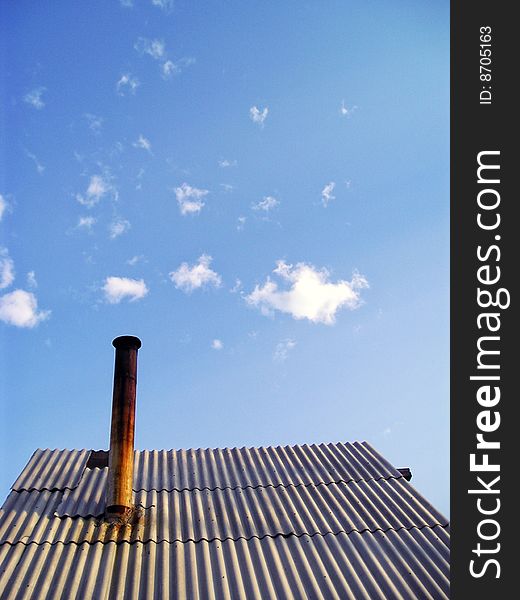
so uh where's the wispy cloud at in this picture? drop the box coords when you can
[382,421,403,437]
[321,182,336,207]
[218,159,237,168]
[340,100,357,117]
[246,260,369,324]
[127,255,145,266]
[0,194,9,222]
[109,218,131,240]
[26,271,37,289]
[0,248,15,290]
[0,289,50,328]
[84,113,103,134]
[135,168,145,190]
[237,216,246,231]
[211,339,223,350]
[23,87,46,110]
[25,150,45,174]
[133,134,152,153]
[230,278,242,293]
[135,31,194,82]
[162,60,178,78]
[116,73,140,95]
[151,0,174,12]
[252,195,279,212]
[162,57,195,79]
[174,183,209,216]
[76,174,114,208]
[120,0,134,7]
[249,105,269,126]
[169,254,221,292]
[134,37,166,60]
[273,339,296,363]
[76,216,96,232]
[103,276,148,304]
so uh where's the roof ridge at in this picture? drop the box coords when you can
[31,441,370,453]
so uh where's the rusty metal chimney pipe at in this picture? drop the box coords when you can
[106,335,141,516]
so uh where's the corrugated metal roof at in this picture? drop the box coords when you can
[11,449,90,492]
[0,530,449,600]
[1,478,446,545]
[12,442,401,492]
[0,443,450,599]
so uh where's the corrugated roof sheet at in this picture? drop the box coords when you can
[1,479,446,545]
[12,442,401,492]
[0,442,450,599]
[11,449,90,492]
[0,529,449,600]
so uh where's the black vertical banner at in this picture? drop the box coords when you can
[451,2,515,597]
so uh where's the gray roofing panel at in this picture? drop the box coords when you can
[0,528,449,600]
[1,478,447,546]
[11,449,90,492]
[54,464,442,523]
[11,442,402,492]
[0,444,450,599]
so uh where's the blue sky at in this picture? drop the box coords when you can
[0,0,449,515]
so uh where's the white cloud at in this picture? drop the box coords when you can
[77,216,96,231]
[230,278,242,293]
[174,183,209,216]
[109,218,131,240]
[340,100,357,117]
[26,271,37,288]
[103,276,149,304]
[211,339,223,350]
[127,255,145,266]
[120,0,133,7]
[162,60,178,78]
[169,254,221,293]
[252,195,279,211]
[25,150,45,174]
[116,73,140,95]
[249,105,269,126]
[237,216,246,231]
[0,289,50,328]
[76,175,112,208]
[23,87,46,110]
[84,113,103,134]
[133,134,152,153]
[273,339,296,363]
[0,248,15,289]
[0,194,8,222]
[220,183,234,193]
[152,0,173,13]
[151,0,174,12]
[246,260,369,325]
[218,159,237,168]
[134,33,194,80]
[321,182,336,207]
[162,57,195,79]
[134,37,166,60]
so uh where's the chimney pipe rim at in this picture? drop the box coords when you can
[112,335,142,350]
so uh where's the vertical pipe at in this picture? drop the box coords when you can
[106,335,141,516]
